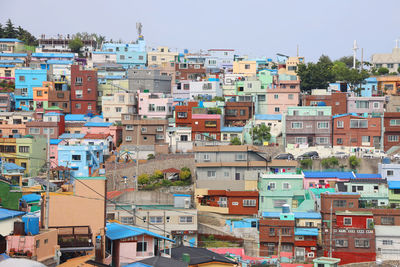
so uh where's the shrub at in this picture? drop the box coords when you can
[230,137,242,145]
[153,170,163,179]
[161,179,173,187]
[300,159,313,169]
[147,154,155,160]
[349,155,361,169]
[321,157,339,169]
[179,170,191,180]
[138,174,150,185]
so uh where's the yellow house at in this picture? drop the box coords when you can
[233,60,257,76]
[0,65,16,79]
[376,75,400,95]
[278,56,304,76]
[147,46,178,67]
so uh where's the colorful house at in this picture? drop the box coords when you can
[303,171,355,190]
[14,68,47,111]
[388,181,400,208]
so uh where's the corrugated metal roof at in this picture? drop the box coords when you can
[0,59,24,63]
[65,114,86,121]
[355,173,382,179]
[32,53,74,58]
[0,38,22,43]
[20,194,41,203]
[303,171,355,179]
[84,122,112,127]
[106,222,174,242]
[255,114,282,120]
[0,53,27,57]
[0,208,25,221]
[295,228,319,236]
[220,127,243,132]
[46,60,73,65]
[3,162,25,171]
[59,133,86,139]
[388,181,400,189]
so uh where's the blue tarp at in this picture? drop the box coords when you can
[0,208,25,221]
[106,222,174,242]
[20,194,41,203]
[3,162,25,171]
[389,181,400,189]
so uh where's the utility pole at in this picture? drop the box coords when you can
[329,200,333,258]
[135,118,140,191]
[277,228,282,264]
[45,130,50,230]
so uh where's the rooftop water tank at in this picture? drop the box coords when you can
[282,204,291,214]
[22,215,39,235]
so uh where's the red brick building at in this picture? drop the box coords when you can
[191,114,221,141]
[323,211,376,265]
[303,92,347,115]
[198,190,258,215]
[175,62,206,81]
[383,112,400,151]
[175,101,198,127]
[70,65,98,114]
[224,101,254,126]
[333,114,382,148]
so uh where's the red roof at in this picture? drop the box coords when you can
[161,168,180,174]
[107,188,134,199]
[84,133,111,139]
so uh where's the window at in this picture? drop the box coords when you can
[381,216,395,225]
[179,216,193,223]
[382,240,393,245]
[388,135,399,142]
[240,109,246,116]
[43,128,55,135]
[121,216,134,224]
[362,136,370,144]
[235,154,246,161]
[337,120,344,128]
[203,154,210,161]
[350,119,368,128]
[207,171,216,177]
[268,182,276,190]
[29,128,40,134]
[19,146,29,153]
[269,228,275,236]
[258,95,266,102]
[75,90,83,98]
[118,95,125,103]
[156,134,164,140]
[124,115,131,121]
[373,102,379,109]
[115,107,122,112]
[356,101,369,109]
[344,217,352,226]
[317,122,329,129]
[125,136,132,141]
[282,182,290,190]
[333,200,346,207]
[37,90,43,96]
[337,138,343,145]
[295,137,307,144]
[243,199,256,206]
[288,94,294,100]
[177,112,187,118]
[387,63,394,68]
[205,121,217,127]
[87,88,92,95]
[244,64,250,69]
[274,94,279,99]
[141,127,147,132]
[36,240,40,248]
[157,126,163,132]
[224,171,229,177]
[355,239,370,248]
[291,122,303,129]
[151,56,157,61]
[137,242,148,252]
[19,76,25,81]
[180,135,188,141]
[390,119,400,126]
[87,103,92,110]
[126,125,134,131]
[281,228,291,236]
[72,155,81,161]
[273,199,287,207]
[138,56,144,60]
[387,170,394,176]
[75,77,83,85]
[335,239,348,248]
[150,216,163,224]
[274,107,280,112]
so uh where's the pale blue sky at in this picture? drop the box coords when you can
[2,0,399,62]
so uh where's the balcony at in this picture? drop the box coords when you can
[50,226,93,251]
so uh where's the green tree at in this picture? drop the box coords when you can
[378,67,389,75]
[138,174,150,185]
[349,156,361,169]
[230,137,242,145]
[296,55,335,92]
[147,154,155,160]
[300,159,313,170]
[0,23,4,37]
[250,124,271,145]
[321,157,339,169]
[179,170,191,180]
[68,37,84,54]
[212,96,225,102]
[4,19,16,38]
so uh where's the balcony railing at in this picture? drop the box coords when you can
[50,226,93,249]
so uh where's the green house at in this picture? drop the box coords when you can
[388,181,400,208]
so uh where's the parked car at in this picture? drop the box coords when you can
[334,152,349,159]
[297,151,319,160]
[392,154,400,160]
[275,153,295,160]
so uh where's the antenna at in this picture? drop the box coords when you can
[352,40,358,69]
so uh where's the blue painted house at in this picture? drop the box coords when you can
[14,68,47,110]
[361,77,378,97]
[102,38,146,69]
[57,143,104,177]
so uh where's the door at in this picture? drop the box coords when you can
[235,173,241,180]
[307,136,313,146]
[295,247,305,262]
[373,136,380,149]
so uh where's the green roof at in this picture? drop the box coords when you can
[45,106,63,111]
[136,205,176,210]
[336,211,372,216]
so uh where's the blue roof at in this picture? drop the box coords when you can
[0,38,22,43]
[0,59,24,63]
[295,228,319,236]
[32,53,74,58]
[0,64,15,68]
[174,194,191,197]
[255,114,282,120]
[0,208,25,221]
[125,263,151,267]
[59,133,86,139]
[303,171,355,179]
[92,51,116,54]
[65,114,86,121]
[355,173,382,179]
[388,181,400,189]
[50,139,63,145]
[3,162,25,171]
[84,122,112,127]
[20,194,41,203]
[0,53,27,57]
[332,113,361,119]
[220,127,243,132]
[106,222,174,242]
[46,60,74,65]
[262,212,321,219]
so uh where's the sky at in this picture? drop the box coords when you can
[2,0,400,62]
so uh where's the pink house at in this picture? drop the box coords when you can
[82,122,122,146]
[303,171,355,189]
[266,80,300,114]
[105,222,174,267]
[49,139,66,168]
[138,91,173,119]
